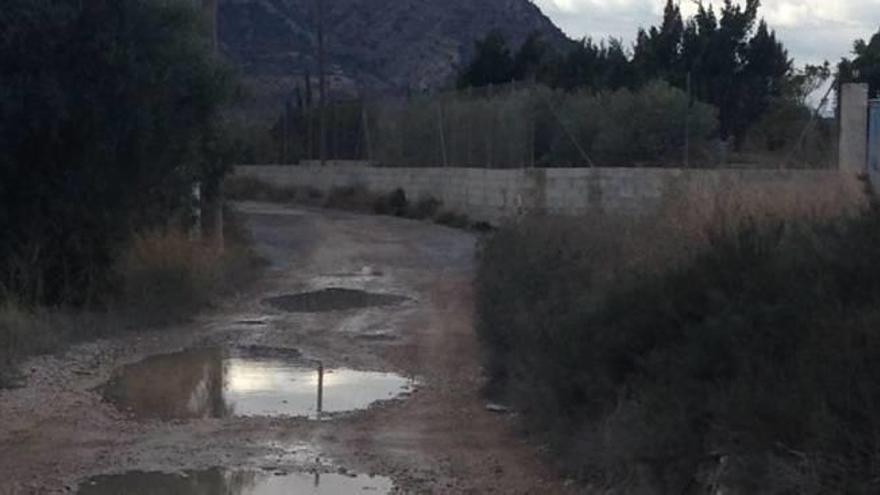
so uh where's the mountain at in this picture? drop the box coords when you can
[218,0,571,110]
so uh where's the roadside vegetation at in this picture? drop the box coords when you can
[475,181,879,492]
[0,1,259,385]
[225,176,487,231]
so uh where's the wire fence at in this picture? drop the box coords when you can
[261,81,838,170]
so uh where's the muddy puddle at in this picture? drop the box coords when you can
[78,469,393,494]
[102,348,415,420]
[264,288,407,313]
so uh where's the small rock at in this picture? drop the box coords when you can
[485,403,511,414]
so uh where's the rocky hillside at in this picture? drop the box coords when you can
[218,0,570,100]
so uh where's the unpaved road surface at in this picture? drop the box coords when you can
[0,203,569,494]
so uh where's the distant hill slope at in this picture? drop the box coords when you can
[218,0,571,103]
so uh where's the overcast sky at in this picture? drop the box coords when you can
[534,0,880,68]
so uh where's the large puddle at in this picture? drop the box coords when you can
[102,348,415,420]
[264,288,408,313]
[78,469,393,494]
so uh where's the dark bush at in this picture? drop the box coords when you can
[476,203,880,492]
[388,188,409,216]
[435,211,472,229]
[372,188,411,216]
[0,0,233,306]
[408,197,443,220]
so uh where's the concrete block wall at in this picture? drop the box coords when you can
[234,164,859,225]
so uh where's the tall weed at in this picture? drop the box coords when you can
[476,186,875,492]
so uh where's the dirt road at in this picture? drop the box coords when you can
[0,203,568,494]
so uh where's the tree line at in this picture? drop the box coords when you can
[458,0,876,148]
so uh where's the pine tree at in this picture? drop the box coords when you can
[840,28,880,97]
[457,31,514,88]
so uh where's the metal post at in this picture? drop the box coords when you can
[316,361,324,417]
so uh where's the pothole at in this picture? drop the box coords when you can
[355,330,398,342]
[235,319,269,326]
[263,288,408,313]
[101,347,416,420]
[77,469,393,494]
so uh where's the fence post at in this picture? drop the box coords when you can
[316,361,324,417]
[529,82,536,168]
[487,84,494,168]
[839,83,869,174]
[684,72,691,168]
[466,87,473,167]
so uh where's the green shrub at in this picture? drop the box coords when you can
[372,81,718,168]
[740,98,838,169]
[477,202,880,492]
[545,81,719,167]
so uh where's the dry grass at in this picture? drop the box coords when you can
[0,209,264,386]
[116,219,262,325]
[117,229,221,323]
[609,171,866,275]
[477,174,876,492]
[0,304,113,387]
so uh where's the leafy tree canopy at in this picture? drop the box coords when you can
[457,30,514,89]
[839,28,880,97]
[0,0,234,305]
[458,0,801,146]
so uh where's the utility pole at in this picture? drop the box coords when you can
[316,0,327,166]
[200,0,218,53]
[200,0,222,246]
[684,71,691,168]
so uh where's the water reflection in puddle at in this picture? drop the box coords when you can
[78,469,393,495]
[102,348,415,420]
